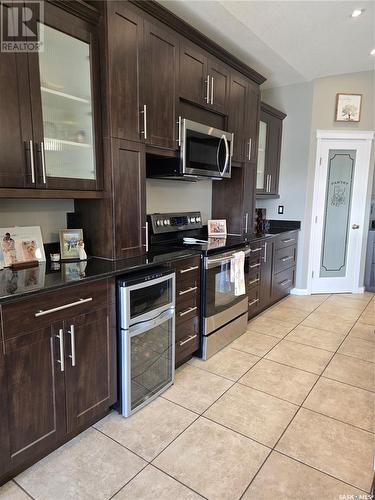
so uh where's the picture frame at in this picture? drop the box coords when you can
[208,219,227,237]
[0,226,45,268]
[335,93,362,122]
[59,229,84,260]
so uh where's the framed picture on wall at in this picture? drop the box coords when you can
[335,93,362,122]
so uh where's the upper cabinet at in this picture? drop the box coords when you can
[256,102,286,197]
[107,2,178,151]
[179,40,230,114]
[0,2,102,192]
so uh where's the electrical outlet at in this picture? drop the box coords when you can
[278,205,284,215]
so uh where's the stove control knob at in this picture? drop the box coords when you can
[156,220,161,227]
[196,216,201,223]
[190,217,195,223]
[164,219,168,226]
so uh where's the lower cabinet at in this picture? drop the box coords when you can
[172,256,201,367]
[0,279,117,482]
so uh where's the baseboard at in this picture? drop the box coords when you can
[290,288,310,296]
[352,286,365,294]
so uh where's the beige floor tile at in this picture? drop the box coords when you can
[338,336,375,363]
[324,295,369,312]
[286,324,345,352]
[114,465,203,499]
[246,316,295,338]
[348,322,375,343]
[16,428,146,500]
[188,348,259,381]
[315,302,362,321]
[301,311,355,334]
[260,306,307,326]
[323,353,375,392]
[94,399,197,461]
[243,451,364,500]
[303,378,374,432]
[358,312,375,326]
[162,364,232,414]
[281,294,328,312]
[265,340,333,375]
[204,383,297,447]
[153,417,269,500]
[230,331,279,356]
[239,359,318,404]
[276,408,374,491]
[0,482,30,500]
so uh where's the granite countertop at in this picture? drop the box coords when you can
[0,226,300,304]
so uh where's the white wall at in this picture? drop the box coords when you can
[258,81,314,288]
[260,70,375,291]
[0,199,74,243]
[146,178,212,222]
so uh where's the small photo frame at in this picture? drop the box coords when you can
[0,226,45,268]
[335,93,362,122]
[59,229,83,260]
[208,219,227,237]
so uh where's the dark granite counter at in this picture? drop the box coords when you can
[0,223,300,304]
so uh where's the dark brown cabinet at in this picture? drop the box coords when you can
[0,2,102,193]
[0,279,116,482]
[256,102,286,197]
[259,239,273,310]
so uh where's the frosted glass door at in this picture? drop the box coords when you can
[256,121,267,189]
[320,150,356,277]
[38,24,95,181]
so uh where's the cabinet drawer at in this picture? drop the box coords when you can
[274,245,297,274]
[248,286,260,316]
[275,232,298,251]
[247,267,261,289]
[2,279,109,340]
[176,283,199,306]
[272,267,295,301]
[175,333,200,367]
[248,254,262,271]
[176,300,199,325]
[174,257,200,292]
[175,314,199,343]
[249,241,263,256]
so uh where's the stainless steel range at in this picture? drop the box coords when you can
[148,211,249,359]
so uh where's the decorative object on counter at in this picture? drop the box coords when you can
[78,240,87,260]
[335,93,362,122]
[50,253,60,262]
[0,226,45,268]
[0,246,4,270]
[59,228,84,260]
[208,219,227,237]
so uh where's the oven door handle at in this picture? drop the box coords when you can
[128,307,175,337]
[206,249,249,269]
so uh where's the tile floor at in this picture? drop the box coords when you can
[1,293,374,500]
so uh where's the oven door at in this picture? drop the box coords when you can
[119,273,175,330]
[182,119,233,179]
[203,249,248,335]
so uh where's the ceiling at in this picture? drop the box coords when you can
[158,0,375,88]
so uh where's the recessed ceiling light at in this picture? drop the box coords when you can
[351,8,364,17]
[370,48,375,55]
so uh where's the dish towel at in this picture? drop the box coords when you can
[230,251,246,296]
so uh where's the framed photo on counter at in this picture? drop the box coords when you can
[208,219,227,237]
[59,229,84,260]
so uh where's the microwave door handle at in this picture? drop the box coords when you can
[216,136,223,176]
[221,134,230,177]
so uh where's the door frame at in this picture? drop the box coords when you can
[307,130,374,294]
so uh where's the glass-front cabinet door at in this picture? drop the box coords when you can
[256,120,267,191]
[29,3,100,190]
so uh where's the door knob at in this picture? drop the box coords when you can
[352,224,360,229]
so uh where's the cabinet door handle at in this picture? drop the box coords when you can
[177,116,182,147]
[281,256,294,262]
[248,138,252,160]
[244,213,249,233]
[211,76,214,104]
[280,278,292,286]
[249,298,259,307]
[141,104,147,140]
[28,140,35,184]
[251,247,262,253]
[205,75,210,103]
[282,238,295,244]
[263,242,267,263]
[179,306,197,317]
[35,297,93,317]
[249,278,260,285]
[40,141,46,184]
[56,328,65,372]
[249,263,261,269]
[179,334,197,346]
[180,265,199,274]
[178,286,197,296]
[68,324,76,367]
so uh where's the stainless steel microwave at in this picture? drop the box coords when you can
[146,119,233,181]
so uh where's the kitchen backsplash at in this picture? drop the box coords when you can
[146,178,212,223]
